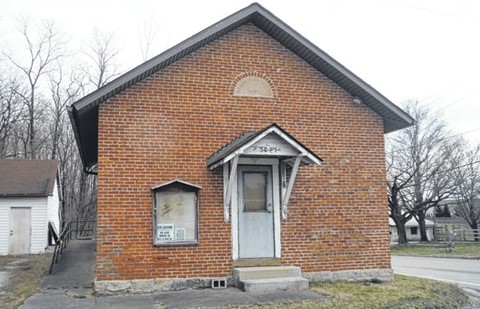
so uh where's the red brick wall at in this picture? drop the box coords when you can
[96,23,390,281]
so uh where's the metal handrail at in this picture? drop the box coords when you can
[49,220,96,274]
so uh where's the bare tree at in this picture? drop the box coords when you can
[138,14,161,62]
[48,63,83,159]
[387,100,460,243]
[1,20,121,230]
[3,18,64,159]
[83,29,120,89]
[64,28,122,225]
[0,74,25,157]
[453,145,480,240]
[387,167,415,244]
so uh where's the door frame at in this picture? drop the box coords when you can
[231,157,281,260]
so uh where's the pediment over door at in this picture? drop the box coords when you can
[206,124,322,222]
[206,123,322,170]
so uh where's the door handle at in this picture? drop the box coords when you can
[266,203,272,212]
[10,230,13,236]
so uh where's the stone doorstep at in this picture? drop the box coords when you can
[240,277,309,293]
[233,266,307,293]
[233,266,302,285]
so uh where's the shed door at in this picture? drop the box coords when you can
[9,208,31,254]
[237,165,274,258]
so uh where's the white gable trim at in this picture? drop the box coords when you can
[219,127,321,168]
[151,179,202,191]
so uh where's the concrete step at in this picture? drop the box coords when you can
[240,277,309,293]
[233,266,302,285]
[233,266,308,293]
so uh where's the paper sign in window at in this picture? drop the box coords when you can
[155,191,196,244]
[157,224,174,241]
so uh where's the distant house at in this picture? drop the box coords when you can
[389,218,434,242]
[435,199,476,227]
[0,160,60,255]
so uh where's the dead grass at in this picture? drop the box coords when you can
[223,275,468,309]
[391,243,480,257]
[0,252,52,309]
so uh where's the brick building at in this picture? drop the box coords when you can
[69,3,413,293]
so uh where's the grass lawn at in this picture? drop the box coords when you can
[391,242,480,257]
[230,275,468,309]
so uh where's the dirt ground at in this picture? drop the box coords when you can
[0,252,52,309]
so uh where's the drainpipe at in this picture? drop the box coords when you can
[84,166,98,176]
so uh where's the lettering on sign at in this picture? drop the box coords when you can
[252,145,282,154]
[175,228,186,241]
[157,224,174,241]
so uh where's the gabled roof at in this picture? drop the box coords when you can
[207,123,323,170]
[389,218,435,227]
[68,2,414,169]
[151,179,202,191]
[0,160,59,197]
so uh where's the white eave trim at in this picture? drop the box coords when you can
[151,179,202,191]
[210,126,322,170]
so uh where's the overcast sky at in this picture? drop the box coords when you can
[1,0,479,144]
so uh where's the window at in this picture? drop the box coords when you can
[152,180,200,245]
[410,227,418,235]
[243,172,268,212]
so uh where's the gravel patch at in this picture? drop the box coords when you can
[461,288,480,309]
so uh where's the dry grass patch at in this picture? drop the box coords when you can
[310,275,468,309]
[0,252,52,309]
[391,243,480,257]
[222,275,468,309]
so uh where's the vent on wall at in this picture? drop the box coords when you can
[211,278,228,289]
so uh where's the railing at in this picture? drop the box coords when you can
[49,220,96,274]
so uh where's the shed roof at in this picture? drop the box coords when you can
[68,2,414,169]
[0,160,59,197]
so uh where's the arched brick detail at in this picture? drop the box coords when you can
[230,72,277,98]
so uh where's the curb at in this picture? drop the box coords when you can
[392,254,480,260]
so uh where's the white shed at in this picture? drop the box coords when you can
[389,217,435,242]
[0,160,60,255]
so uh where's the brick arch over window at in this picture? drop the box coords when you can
[231,72,276,98]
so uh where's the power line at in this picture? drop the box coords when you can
[387,126,480,154]
[423,90,454,107]
[433,89,480,113]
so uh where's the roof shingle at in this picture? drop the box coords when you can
[0,160,58,197]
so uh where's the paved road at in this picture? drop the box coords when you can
[391,256,480,290]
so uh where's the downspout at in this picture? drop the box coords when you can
[84,166,98,176]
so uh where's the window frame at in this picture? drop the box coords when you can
[152,182,200,246]
[410,227,418,235]
[242,171,269,212]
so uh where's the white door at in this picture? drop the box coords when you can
[9,208,31,254]
[237,165,274,258]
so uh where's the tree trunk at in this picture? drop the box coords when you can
[28,89,35,159]
[391,214,409,244]
[417,211,429,241]
[396,221,408,244]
